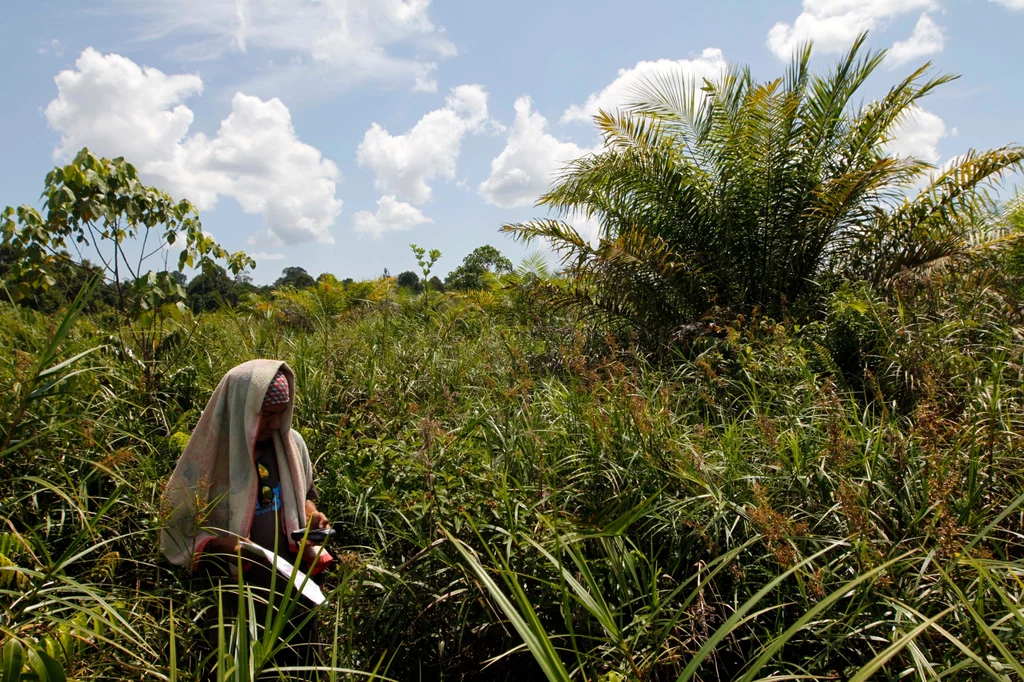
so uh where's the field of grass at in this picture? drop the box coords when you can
[2,270,1022,681]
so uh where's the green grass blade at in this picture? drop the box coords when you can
[739,550,915,681]
[676,540,844,682]
[847,607,954,682]
[442,526,572,682]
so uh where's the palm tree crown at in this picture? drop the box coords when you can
[503,34,1023,347]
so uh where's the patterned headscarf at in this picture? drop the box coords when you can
[262,369,291,408]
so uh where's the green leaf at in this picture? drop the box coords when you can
[26,648,66,682]
[2,639,24,682]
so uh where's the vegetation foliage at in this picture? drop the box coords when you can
[2,35,1024,682]
[504,35,1023,349]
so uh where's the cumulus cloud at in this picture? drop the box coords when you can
[149,93,343,245]
[767,0,939,60]
[45,48,203,163]
[887,13,944,66]
[123,0,455,93]
[885,106,947,163]
[562,48,727,123]
[480,97,593,208]
[45,49,342,246]
[353,195,434,238]
[251,251,286,261]
[357,84,493,204]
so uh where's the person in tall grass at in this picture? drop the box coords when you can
[160,359,332,668]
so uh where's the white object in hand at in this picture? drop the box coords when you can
[239,541,326,605]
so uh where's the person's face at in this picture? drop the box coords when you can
[256,402,288,442]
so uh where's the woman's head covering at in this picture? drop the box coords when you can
[160,360,329,571]
[263,369,291,408]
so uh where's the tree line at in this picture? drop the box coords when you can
[0,240,516,315]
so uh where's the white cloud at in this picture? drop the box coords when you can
[480,97,593,208]
[38,39,64,57]
[45,49,342,246]
[150,93,343,245]
[124,0,455,93]
[356,84,493,204]
[413,75,439,93]
[247,229,283,248]
[251,251,286,261]
[887,13,944,66]
[885,106,946,163]
[767,0,938,61]
[990,0,1024,8]
[45,48,203,164]
[353,195,434,238]
[562,48,727,123]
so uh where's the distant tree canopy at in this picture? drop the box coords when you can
[0,149,560,320]
[274,266,316,290]
[186,264,239,313]
[0,242,117,313]
[396,271,422,292]
[445,245,513,291]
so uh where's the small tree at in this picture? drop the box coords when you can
[410,243,441,305]
[503,36,1024,346]
[445,245,512,291]
[396,270,422,292]
[1,148,253,396]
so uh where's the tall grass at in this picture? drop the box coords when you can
[2,273,1023,679]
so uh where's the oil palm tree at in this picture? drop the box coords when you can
[503,34,1024,347]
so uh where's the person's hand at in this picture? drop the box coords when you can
[206,536,240,554]
[304,500,330,532]
[309,510,329,529]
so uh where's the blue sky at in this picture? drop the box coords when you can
[1,0,1022,283]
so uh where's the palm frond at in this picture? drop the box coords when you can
[512,32,1018,348]
[856,146,1024,284]
[516,252,552,280]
